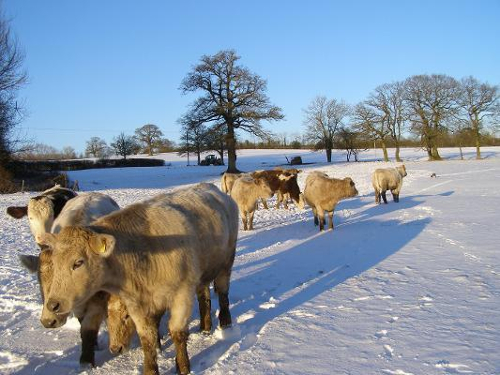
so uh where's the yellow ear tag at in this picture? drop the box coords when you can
[98,242,106,254]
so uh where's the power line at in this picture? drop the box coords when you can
[18,127,180,134]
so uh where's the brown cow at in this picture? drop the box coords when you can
[251,169,304,210]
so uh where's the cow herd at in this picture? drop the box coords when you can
[6,164,407,375]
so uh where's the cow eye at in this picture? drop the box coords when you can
[72,259,84,270]
[124,314,130,320]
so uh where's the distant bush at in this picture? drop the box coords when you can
[1,158,165,193]
[8,158,164,174]
[0,164,69,193]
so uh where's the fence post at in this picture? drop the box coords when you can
[21,180,25,193]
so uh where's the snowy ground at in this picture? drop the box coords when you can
[1,147,499,375]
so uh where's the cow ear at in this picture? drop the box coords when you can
[38,233,56,250]
[90,234,115,258]
[7,206,28,219]
[19,254,39,273]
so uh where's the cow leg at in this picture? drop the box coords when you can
[261,198,269,209]
[392,192,399,203]
[169,287,193,375]
[312,207,319,226]
[317,208,325,231]
[374,189,380,204]
[381,191,388,204]
[129,310,160,375]
[328,211,334,230]
[248,210,255,230]
[79,295,108,366]
[80,326,98,367]
[214,269,232,328]
[196,284,212,333]
[241,212,248,231]
[283,193,289,209]
[154,313,163,351]
[172,330,190,375]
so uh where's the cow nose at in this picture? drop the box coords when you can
[47,299,60,313]
[110,345,123,355]
[41,317,57,328]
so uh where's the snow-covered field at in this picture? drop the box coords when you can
[1,147,499,375]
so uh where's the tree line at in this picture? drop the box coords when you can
[306,75,499,163]
[1,3,499,175]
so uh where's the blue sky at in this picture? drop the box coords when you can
[4,0,500,153]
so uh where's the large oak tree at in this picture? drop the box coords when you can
[179,50,284,172]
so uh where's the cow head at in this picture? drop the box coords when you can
[38,226,116,319]
[255,177,274,199]
[397,165,407,178]
[279,173,305,209]
[344,178,359,198]
[107,295,136,355]
[7,197,55,246]
[19,249,73,328]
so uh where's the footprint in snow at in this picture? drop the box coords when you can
[375,330,388,339]
[388,316,399,323]
[383,344,394,358]
[259,297,278,310]
[435,360,472,373]
[236,312,255,324]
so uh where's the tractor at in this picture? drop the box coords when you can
[200,154,222,166]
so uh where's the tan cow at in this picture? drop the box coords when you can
[220,172,243,194]
[231,176,273,230]
[39,183,238,375]
[303,172,358,231]
[372,165,407,204]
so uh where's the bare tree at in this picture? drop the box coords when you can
[85,136,108,158]
[156,137,176,153]
[111,133,136,160]
[178,119,208,165]
[135,124,164,156]
[204,127,226,165]
[304,96,350,162]
[0,10,28,165]
[368,82,407,161]
[456,76,500,159]
[404,74,460,160]
[352,102,391,161]
[179,49,284,172]
[335,126,366,162]
[61,146,77,159]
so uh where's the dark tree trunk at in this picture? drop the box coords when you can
[395,144,402,162]
[219,141,225,165]
[381,140,389,162]
[474,126,481,159]
[430,145,442,160]
[225,126,240,173]
[326,148,332,163]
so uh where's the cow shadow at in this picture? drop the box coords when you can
[190,214,430,373]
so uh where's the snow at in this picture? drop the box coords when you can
[1,147,500,375]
